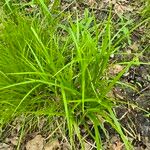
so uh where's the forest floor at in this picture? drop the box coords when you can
[0,0,149,150]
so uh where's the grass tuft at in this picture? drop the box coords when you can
[0,1,149,149]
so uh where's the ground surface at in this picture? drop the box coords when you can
[0,0,149,150]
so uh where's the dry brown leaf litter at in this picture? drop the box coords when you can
[88,0,96,5]
[109,136,124,150]
[114,3,133,15]
[109,64,124,76]
[26,135,44,150]
[44,140,60,150]
[0,143,12,150]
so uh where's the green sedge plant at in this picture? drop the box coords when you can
[0,0,149,149]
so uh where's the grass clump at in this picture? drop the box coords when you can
[0,1,148,149]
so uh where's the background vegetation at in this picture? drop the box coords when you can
[0,0,149,149]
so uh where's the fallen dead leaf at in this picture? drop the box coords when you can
[145,137,150,150]
[109,136,124,150]
[88,0,96,6]
[109,64,124,76]
[44,140,60,150]
[114,3,133,15]
[62,143,70,150]
[109,141,124,150]
[26,135,44,150]
[0,143,12,150]
[10,137,18,146]
[114,3,125,15]
[83,142,91,150]
[104,0,116,4]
